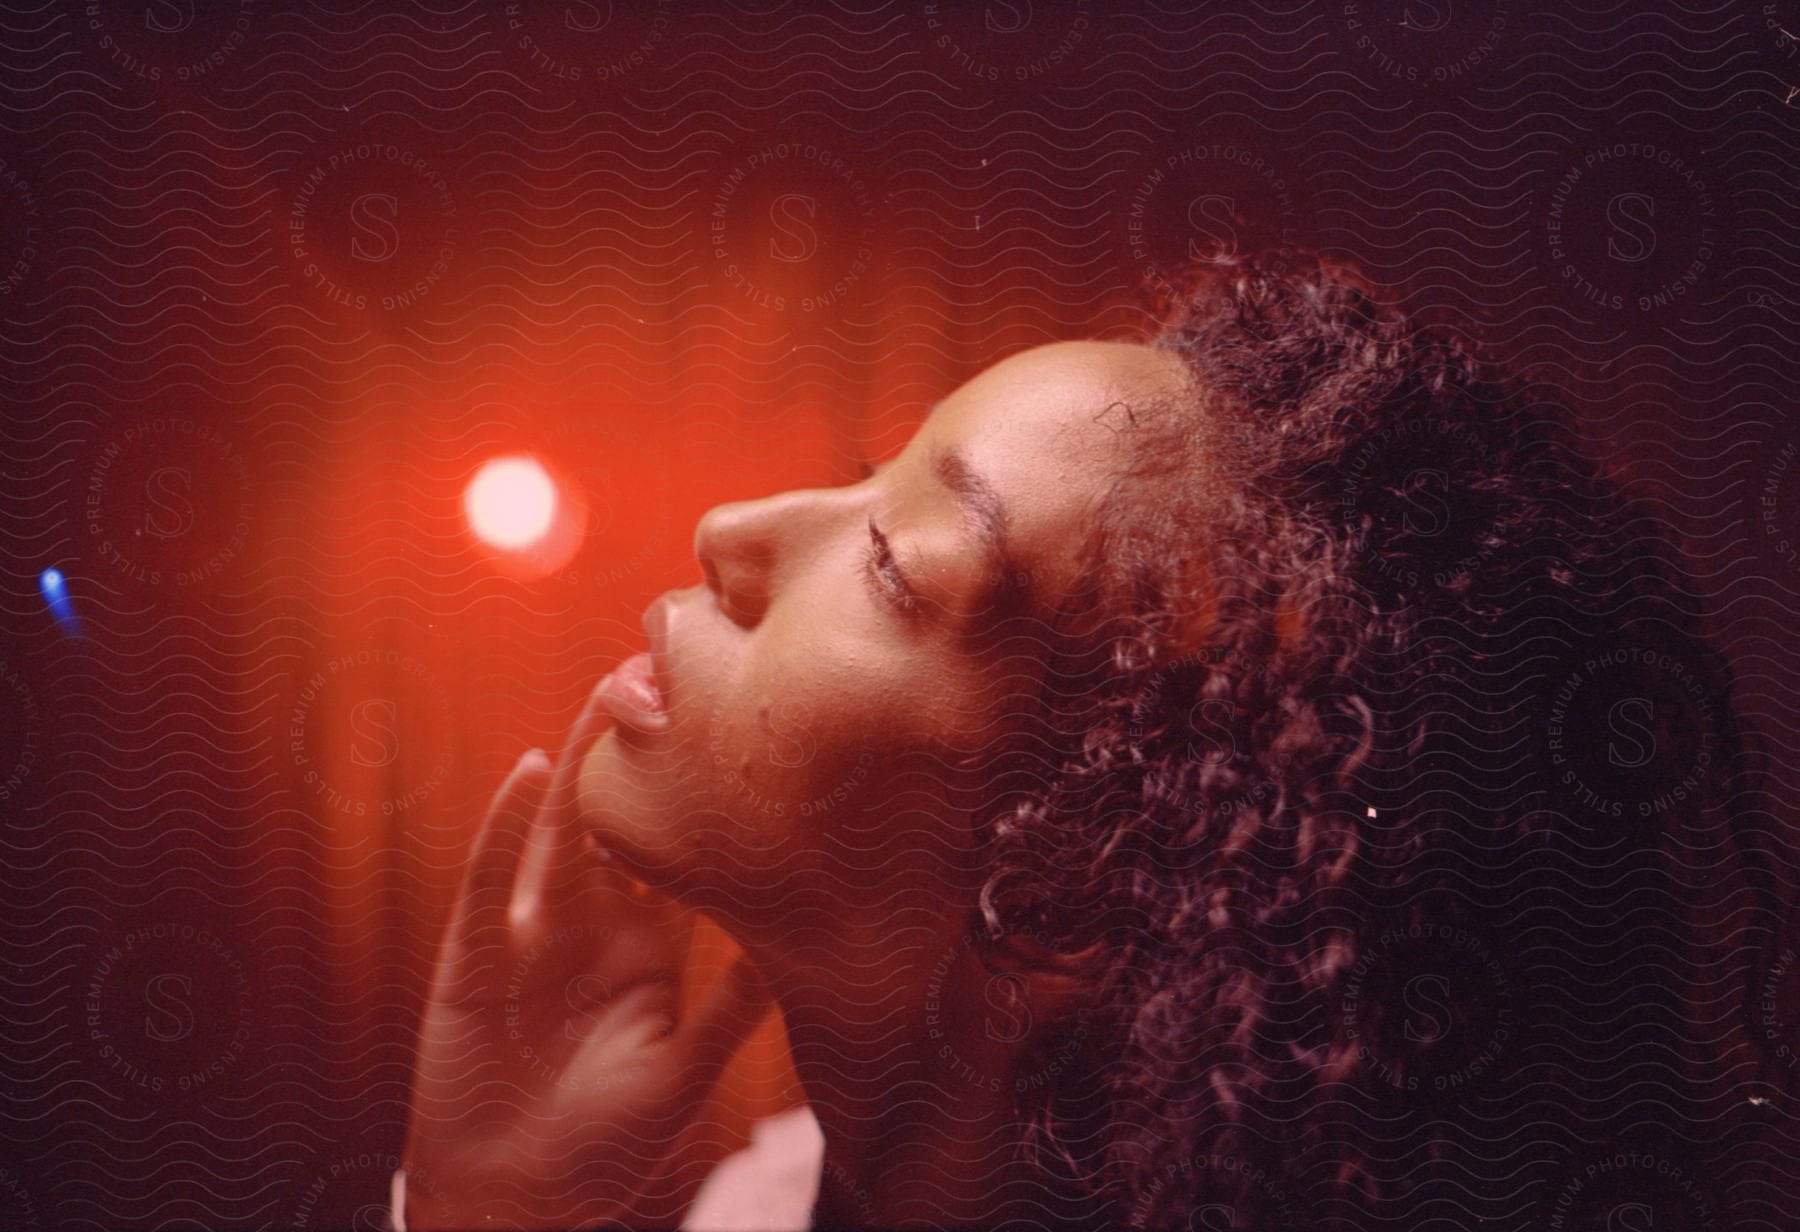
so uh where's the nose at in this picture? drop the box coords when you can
[694,488,829,628]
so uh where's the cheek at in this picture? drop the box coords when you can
[709,631,965,825]
[713,666,892,816]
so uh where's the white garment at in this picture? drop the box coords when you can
[683,1104,823,1231]
[388,1105,825,1232]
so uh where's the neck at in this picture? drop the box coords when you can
[763,919,1070,1228]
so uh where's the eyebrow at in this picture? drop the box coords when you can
[930,445,1029,611]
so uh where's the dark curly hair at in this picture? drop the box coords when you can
[975,252,1775,1228]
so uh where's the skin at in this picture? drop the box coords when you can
[404,340,1195,1228]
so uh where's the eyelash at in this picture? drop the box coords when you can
[861,517,918,614]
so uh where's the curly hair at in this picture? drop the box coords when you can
[975,252,1774,1228]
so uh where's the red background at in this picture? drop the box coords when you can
[2,1,1798,1225]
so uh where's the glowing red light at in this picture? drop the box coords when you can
[466,456,558,549]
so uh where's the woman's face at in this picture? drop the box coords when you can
[577,340,1190,946]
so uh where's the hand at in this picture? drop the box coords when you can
[401,684,772,1229]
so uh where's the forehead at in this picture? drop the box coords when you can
[906,340,1193,599]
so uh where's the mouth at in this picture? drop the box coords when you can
[595,595,674,735]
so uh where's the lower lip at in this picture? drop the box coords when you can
[596,652,670,734]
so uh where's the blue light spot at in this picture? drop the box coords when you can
[39,567,80,636]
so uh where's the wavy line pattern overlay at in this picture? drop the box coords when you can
[0,0,1797,1228]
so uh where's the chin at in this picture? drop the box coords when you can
[576,722,831,925]
[575,728,691,885]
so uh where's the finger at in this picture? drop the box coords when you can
[510,676,618,930]
[546,679,611,869]
[449,748,552,948]
[671,956,775,1093]
[552,670,617,809]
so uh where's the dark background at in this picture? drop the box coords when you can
[2,0,1798,1227]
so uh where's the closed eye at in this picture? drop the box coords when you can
[861,517,918,614]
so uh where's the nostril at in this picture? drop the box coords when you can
[695,500,776,628]
[719,582,767,629]
[700,561,761,628]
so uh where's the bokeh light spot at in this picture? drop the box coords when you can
[466,456,558,549]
